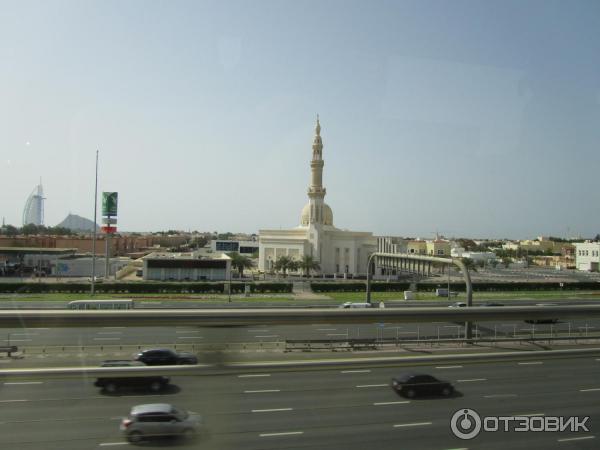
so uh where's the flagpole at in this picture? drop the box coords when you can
[91,150,99,296]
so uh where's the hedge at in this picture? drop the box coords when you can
[310,281,600,293]
[0,282,293,294]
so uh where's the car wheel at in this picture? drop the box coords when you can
[105,383,117,393]
[441,386,453,397]
[405,389,416,398]
[149,381,163,392]
[127,431,143,443]
[182,428,196,440]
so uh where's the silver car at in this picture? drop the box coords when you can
[120,403,202,443]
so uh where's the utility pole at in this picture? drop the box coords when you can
[91,150,99,296]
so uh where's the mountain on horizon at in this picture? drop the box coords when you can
[56,213,99,233]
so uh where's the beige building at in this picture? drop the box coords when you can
[259,119,376,276]
[407,240,427,255]
[426,239,451,257]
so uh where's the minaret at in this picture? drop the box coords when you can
[307,115,327,224]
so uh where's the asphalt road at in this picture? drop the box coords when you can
[0,356,598,450]
[3,318,600,350]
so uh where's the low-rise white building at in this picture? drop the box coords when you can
[143,251,231,281]
[575,242,600,272]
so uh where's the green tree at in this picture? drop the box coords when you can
[300,255,320,277]
[1,224,18,236]
[459,257,477,272]
[502,257,511,268]
[228,252,254,278]
[274,255,292,277]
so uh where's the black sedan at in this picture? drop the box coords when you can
[134,349,198,365]
[390,373,454,398]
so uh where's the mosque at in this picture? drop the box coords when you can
[258,118,376,276]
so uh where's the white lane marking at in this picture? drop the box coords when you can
[356,384,387,388]
[374,401,410,406]
[141,301,162,304]
[176,330,202,334]
[30,328,50,330]
[457,378,487,383]
[102,327,126,329]
[11,333,38,336]
[254,335,278,338]
[97,332,122,335]
[579,388,600,392]
[518,361,543,365]
[435,365,463,369]
[393,422,432,428]
[327,333,348,336]
[238,374,270,378]
[0,399,29,402]
[93,338,121,341]
[317,328,337,331]
[7,339,32,342]
[99,443,129,447]
[341,370,371,373]
[484,394,518,398]
[177,336,204,339]
[252,408,293,413]
[248,329,269,332]
[260,431,304,437]
[244,389,280,393]
[557,436,595,442]
[4,382,43,385]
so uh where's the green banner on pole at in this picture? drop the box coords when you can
[102,192,118,216]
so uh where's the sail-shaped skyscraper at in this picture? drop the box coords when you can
[22,182,45,226]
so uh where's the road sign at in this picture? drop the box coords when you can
[102,192,118,216]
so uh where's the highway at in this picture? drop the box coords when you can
[0,356,598,449]
[2,319,600,352]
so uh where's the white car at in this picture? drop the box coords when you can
[448,302,467,308]
[339,302,373,309]
[120,403,202,443]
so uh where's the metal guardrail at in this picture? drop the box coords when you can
[1,306,600,327]
[2,347,600,380]
[14,342,282,355]
[284,335,600,352]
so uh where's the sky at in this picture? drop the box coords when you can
[1,0,599,239]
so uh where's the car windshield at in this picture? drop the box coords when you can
[1,1,599,450]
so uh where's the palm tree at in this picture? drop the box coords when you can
[274,255,293,277]
[273,256,306,277]
[300,255,320,277]
[228,252,254,278]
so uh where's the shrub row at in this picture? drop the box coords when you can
[310,281,600,293]
[0,282,293,294]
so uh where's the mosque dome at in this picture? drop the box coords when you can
[300,202,334,226]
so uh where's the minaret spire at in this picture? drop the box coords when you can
[307,116,326,224]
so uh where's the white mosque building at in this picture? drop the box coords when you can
[258,118,376,276]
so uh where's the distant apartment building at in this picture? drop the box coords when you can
[407,240,427,255]
[210,239,259,256]
[0,234,187,256]
[426,239,451,257]
[575,242,600,272]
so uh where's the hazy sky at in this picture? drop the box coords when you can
[1,0,599,239]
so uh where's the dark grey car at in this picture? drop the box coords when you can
[391,373,454,398]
